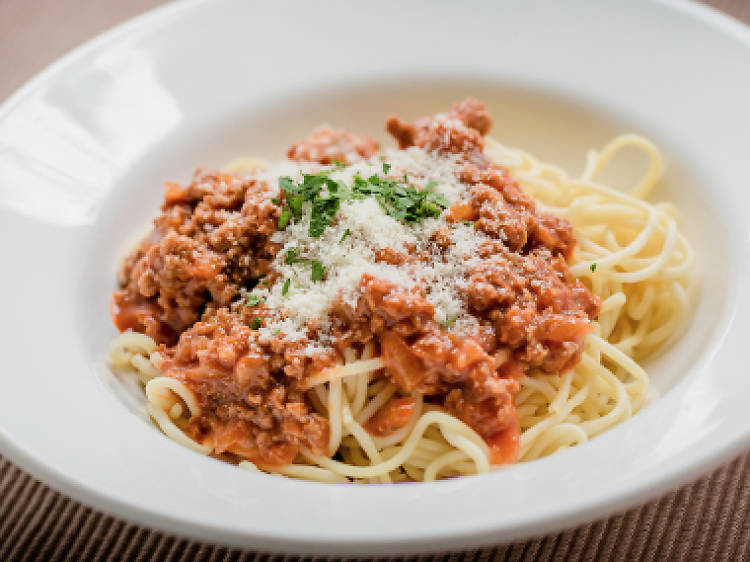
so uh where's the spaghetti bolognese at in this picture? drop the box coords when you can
[108,99,692,483]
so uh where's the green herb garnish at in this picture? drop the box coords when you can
[285,247,306,265]
[276,169,449,239]
[309,196,340,237]
[590,263,597,272]
[278,174,344,237]
[281,278,291,296]
[440,315,458,328]
[347,173,449,223]
[278,207,291,229]
[339,228,351,243]
[311,260,325,282]
[245,294,260,307]
[250,318,261,330]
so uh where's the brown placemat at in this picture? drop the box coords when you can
[1,452,748,561]
[2,1,750,560]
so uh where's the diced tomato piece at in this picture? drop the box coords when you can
[486,414,520,465]
[364,397,417,437]
[448,200,477,222]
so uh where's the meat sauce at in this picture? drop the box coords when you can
[112,99,600,467]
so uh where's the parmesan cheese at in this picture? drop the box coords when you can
[249,147,487,348]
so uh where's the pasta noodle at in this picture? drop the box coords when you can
[485,135,691,460]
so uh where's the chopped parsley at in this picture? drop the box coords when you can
[440,315,458,328]
[462,221,475,227]
[349,173,449,223]
[285,246,306,265]
[339,228,351,243]
[283,248,325,283]
[278,173,343,237]
[276,168,450,238]
[590,263,597,272]
[278,207,291,229]
[250,318,261,330]
[309,196,340,237]
[245,294,260,307]
[311,260,326,282]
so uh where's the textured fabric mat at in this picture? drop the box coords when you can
[1,0,750,560]
[1,452,748,561]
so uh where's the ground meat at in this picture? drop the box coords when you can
[394,100,576,258]
[465,248,599,372]
[387,113,488,166]
[374,247,409,265]
[112,169,280,345]
[157,308,330,465]
[450,97,493,135]
[287,127,379,165]
[353,274,521,438]
[387,97,492,149]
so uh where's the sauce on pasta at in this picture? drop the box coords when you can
[109,99,692,482]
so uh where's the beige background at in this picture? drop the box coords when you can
[0,1,749,561]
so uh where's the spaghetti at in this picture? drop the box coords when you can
[108,100,692,483]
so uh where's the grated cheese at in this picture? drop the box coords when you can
[250,147,487,348]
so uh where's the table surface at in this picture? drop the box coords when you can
[1,1,749,560]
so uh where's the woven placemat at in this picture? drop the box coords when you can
[1,1,750,560]
[1,452,748,561]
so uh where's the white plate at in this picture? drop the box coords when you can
[1,0,749,555]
